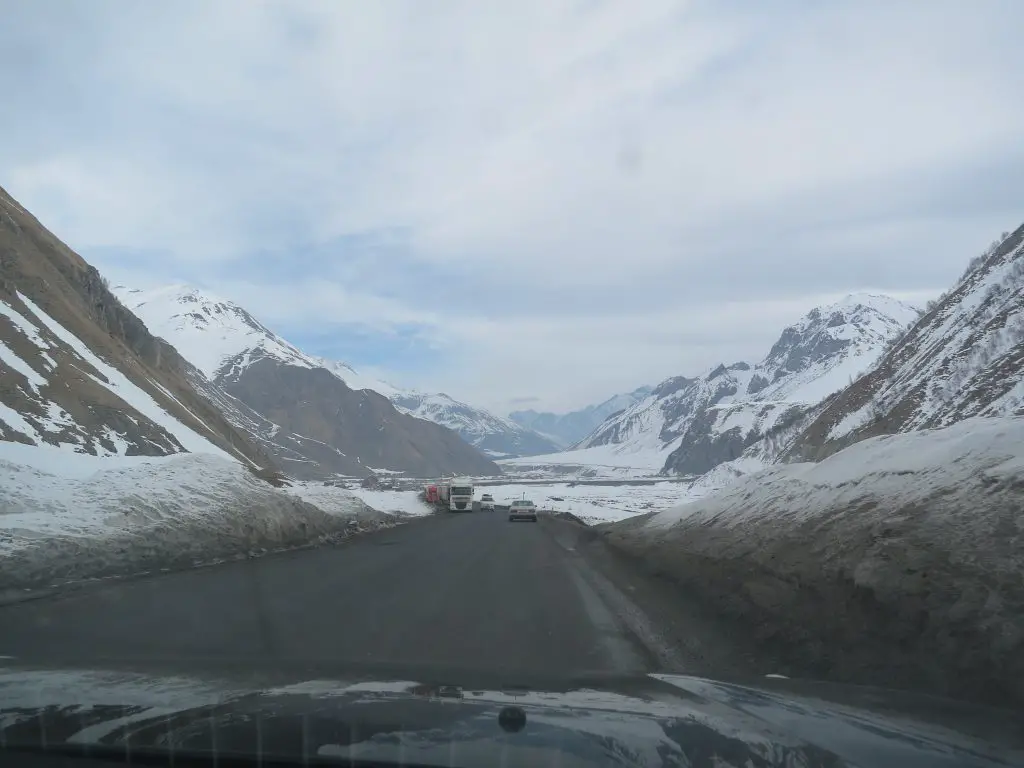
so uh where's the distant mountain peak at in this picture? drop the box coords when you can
[508,386,656,448]
[116,283,339,381]
[762,293,919,381]
[392,391,561,458]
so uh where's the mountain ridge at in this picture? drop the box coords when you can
[115,283,509,477]
[0,186,274,472]
[392,391,560,457]
[786,224,1024,461]
[574,292,920,476]
[116,283,557,460]
[509,386,654,448]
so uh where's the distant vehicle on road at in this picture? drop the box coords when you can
[439,477,474,511]
[480,493,495,511]
[509,499,538,522]
[424,484,439,504]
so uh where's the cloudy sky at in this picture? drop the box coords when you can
[2,1,1022,413]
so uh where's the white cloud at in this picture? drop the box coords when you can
[1,0,1021,412]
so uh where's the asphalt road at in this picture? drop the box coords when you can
[0,512,668,685]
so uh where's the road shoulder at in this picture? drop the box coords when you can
[539,515,776,685]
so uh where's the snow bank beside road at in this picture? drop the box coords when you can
[0,453,389,595]
[603,417,1024,708]
[293,482,433,518]
[349,488,433,517]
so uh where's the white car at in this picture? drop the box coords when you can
[480,493,495,511]
[508,499,538,522]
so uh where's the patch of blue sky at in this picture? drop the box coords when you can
[289,323,439,376]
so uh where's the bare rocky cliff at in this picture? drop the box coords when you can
[221,359,500,478]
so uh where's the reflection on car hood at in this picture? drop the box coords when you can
[0,663,1020,767]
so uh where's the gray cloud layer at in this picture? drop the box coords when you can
[2,0,1022,411]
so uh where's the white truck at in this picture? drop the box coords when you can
[438,477,474,511]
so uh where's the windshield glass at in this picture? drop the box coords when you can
[2,3,1023,762]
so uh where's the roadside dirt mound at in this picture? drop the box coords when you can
[601,417,1024,710]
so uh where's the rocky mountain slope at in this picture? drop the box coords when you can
[604,415,1024,708]
[576,294,920,476]
[788,224,1024,461]
[115,284,500,478]
[0,186,272,470]
[509,387,653,448]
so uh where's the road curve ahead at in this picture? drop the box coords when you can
[0,512,656,684]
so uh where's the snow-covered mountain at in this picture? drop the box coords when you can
[509,387,654,448]
[788,223,1024,461]
[393,392,560,457]
[116,283,556,461]
[575,293,920,475]
[114,284,506,478]
[113,284,394,390]
[0,186,271,471]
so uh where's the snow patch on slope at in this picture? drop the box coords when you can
[18,294,232,460]
[115,284,315,380]
[115,284,401,397]
[850,239,1024,437]
[0,293,232,460]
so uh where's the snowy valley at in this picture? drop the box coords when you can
[502,293,921,480]
[8,4,1024,743]
[4,182,1024,709]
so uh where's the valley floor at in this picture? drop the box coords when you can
[496,442,673,480]
[476,480,703,524]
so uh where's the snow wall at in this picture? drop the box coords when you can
[0,453,394,598]
[601,416,1024,709]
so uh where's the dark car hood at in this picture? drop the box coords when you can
[0,663,1020,768]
